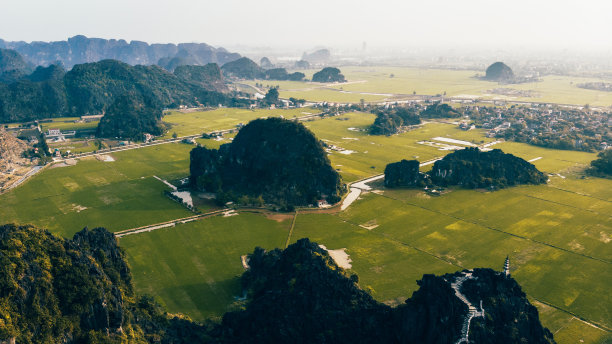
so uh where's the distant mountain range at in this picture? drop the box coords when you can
[0,35,241,70]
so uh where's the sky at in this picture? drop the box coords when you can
[1,0,612,51]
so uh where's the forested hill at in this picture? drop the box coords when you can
[0,224,215,343]
[219,238,555,343]
[0,35,241,69]
[190,117,344,208]
[431,147,548,188]
[0,58,230,123]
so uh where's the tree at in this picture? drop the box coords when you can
[589,150,612,177]
[264,87,279,105]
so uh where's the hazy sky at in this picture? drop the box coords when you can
[1,0,611,51]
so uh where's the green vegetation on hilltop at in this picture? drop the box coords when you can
[219,238,554,343]
[173,63,227,92]
[96,92,166,140]
[370,106,421,135]
[431,147,548,188]
[0,58,230,123]
[221,57,304,81]
[190,117,344,207]
[65,60,226,115]
[0,224,215,343]
[221,57,264,79]
[420,102,462,118]
[384,159,421,187]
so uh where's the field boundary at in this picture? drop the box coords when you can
[284,210,298,248]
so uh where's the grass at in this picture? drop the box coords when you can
[0,143,195,236]
[244,67,612,106]
[48,139,98,154]
[303,113,496,181]
[39,117,99,132]
[161,107,321,138]
[119,212,289,320]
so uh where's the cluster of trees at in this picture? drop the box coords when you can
[430,147,548,189]
[369,102,465,136]
[420,102,462,118]
[576,82,612,92]
[190,118,344,209]
[370,106,421,135]
[312,67,345,83]
[588,149,612,177]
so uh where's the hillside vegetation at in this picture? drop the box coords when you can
[0,224,215,344]
[219,238,555,343]
[431,147,548,188]
[190,117,344,207]
[221,57,304,81]
[0,56,229,123]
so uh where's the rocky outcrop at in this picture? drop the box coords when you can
[430,147,547,189]
[190,118,344,207]
[485,62,514,82]
[0,129,29,171]
[302,49,331,64]
[384,159,421,187]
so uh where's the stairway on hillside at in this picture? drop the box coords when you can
[450,271,485,344]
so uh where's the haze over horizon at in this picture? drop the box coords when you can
[1,0,612,53]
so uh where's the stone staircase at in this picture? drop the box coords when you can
[450,271,485,344]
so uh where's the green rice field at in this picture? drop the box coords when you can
[244,66,612,106]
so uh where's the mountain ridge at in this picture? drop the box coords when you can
[0,35,241,69]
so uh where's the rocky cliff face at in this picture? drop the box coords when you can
[0,35,241,69]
